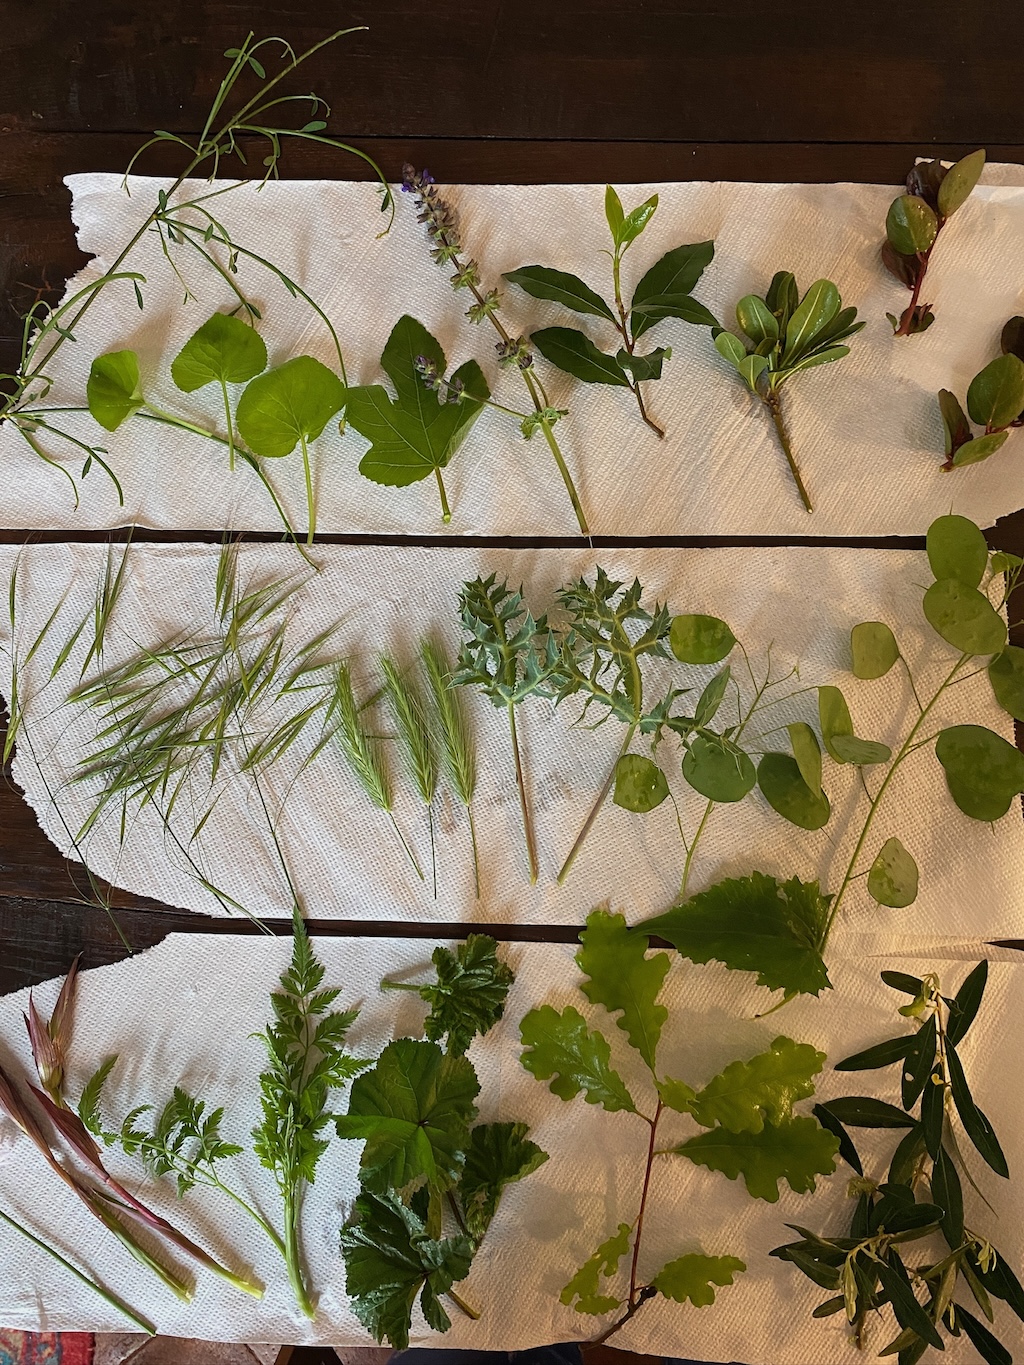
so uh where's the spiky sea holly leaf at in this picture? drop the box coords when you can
[576,909,669,1072]
[689,1037,826,1134]
[519,1006,635,1113]
[673,1115,839,1201]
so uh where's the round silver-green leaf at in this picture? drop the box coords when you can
[988,646,1024,721]
[867,837,919,908]
[757,753,831,830]
[851,622,899,679]
[682,735,756,803]
[613,754,669,813]
[670,614,736,665]
[926,515,989,588]
[787,721,822,797]
[922,579,1007,655]
[935,724,1024,821]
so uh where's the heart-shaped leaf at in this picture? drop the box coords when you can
[503,266,615,321]
[885,195,938,255]
[236,355,346,457]
[757,753,831,830]
[851,621,899,679]
[669,614,736,665]
[683,734,756,802]
[87,350,144,431]
[936,148,985,217]
[936,724,1024,820]
[923,579,1007,654]
[867,837,918,908]
[926,514,989,587]
[530,327,630,386]
[613,754,669,812]
[989,645,1024,721]
[170,312,268,392]
[966,354,1024,430]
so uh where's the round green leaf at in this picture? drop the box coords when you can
[87,350,144,432]
[966,353,1024,430]
[937,149,985,218]
[851,621,899,679]
[830,734,892,766]
[935,724,1024,821]
[952,431,1010,467]
[170,312,268,392]
[235,355,346,457]
[682,735,756,803]
[787,721,822,797]
[867,837,919,908]
[757,753,831,830]
[989,646,1024,721]
[735,295,779,346]
[923,579,1007,655]
[885,195,938,256]
[926,515,988,587]
[613,754,669,813]
[669,614,736,665]
[818,685,891,766]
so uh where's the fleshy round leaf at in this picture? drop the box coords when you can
[867,837,919,908]
[170,312,267,392]
[673,1116,839,1202]
[787,722,823,797]
[953,432,1011,466]
[886,195,938,256]
[923,579,1007,655]
[530,327,630,386]
[652,1253,746,1307]
[966,354,1024,430]
[236,355,346,457]
[989,646,1024,721]
[577,910,669,1073]
[713,330,749,372]
[935,724,1024,820]
[613,753,669,812]
[503,266,615,320]
[87,350,144,431]
[735,295,779,345]
[851,622,899,679]
[757,753,831,830]
[669,614,736,664]
[683,735,756,803]
[937,149,986,217]
[927,515,990,588]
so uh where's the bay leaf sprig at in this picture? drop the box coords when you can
[504,186,716,438]
[775,961,1022,1363]
[713,272,864,512]
[401,166,590,535]
[882,151,986,337]
[937,316,1024,469]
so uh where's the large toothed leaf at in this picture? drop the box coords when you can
[576,909,669,1073]
[652,1253,746,1306]
[689,1037,826,1134]
[673,1116,839,1202]
[560,1222,631,1314]
[455,1122,548,1242]
[503,266,615,320]
[641,871,832,1000]
[419,935,514,1056]
[170,312,267,392]
[519,1005,636,1113]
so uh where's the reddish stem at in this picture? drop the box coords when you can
[894,236,938,337]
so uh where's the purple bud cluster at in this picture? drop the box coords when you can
[495,336,535,371]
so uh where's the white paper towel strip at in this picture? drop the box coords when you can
[1,541,1022,956]
[0,938,1020,1360]
[4,169,1024,535]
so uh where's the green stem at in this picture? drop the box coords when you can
[434,465,452,523]
[558,721,637,885]
[283,1188,315,1319]
[680,799,715,900]
[220,377,236,472]
[508,701,539,884]
[446,1286,481,1320]
[388,810,425,880]
[523,369,590,537]
[428,802,438,898]
[300,432,315,544]
[763,390,812,513]
[467,802,481,898]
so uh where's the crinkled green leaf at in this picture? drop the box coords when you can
[642,871,832,999]
[530,326,630,385]
[967,353,1024,430]
[674,1116,839,1202]
[757,752,831,830]
[87,350,144,431]
[936,723,1024,820]
[689,1036,826,1134]
[652,1253,746,1306]
[669,614,736,665]
[988,646,1024,721]
[456,1122,548,1242]
[235,355,346,457]
[851,622,900,679]
[867,837,919,908]
[519,1005,636,1113]
[927,514,989,587]
[576,909,669,1073]
[419,935,515,1055]
[560,1222,631,1314]
[613,753,669,812]
[503,265,615,320]
[170,312,267,392]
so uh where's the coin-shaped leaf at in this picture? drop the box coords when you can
[926,515,988,588]
[670,614,736,665]
[935,724,1024,821]
[757,753,831,830]
[867,837,919,908]
[613,754,669,813]
[851,622,899,679]
[923,579,1006,655]
[989,646,1024,721]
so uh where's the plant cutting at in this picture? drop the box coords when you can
[712,271,864,511]
[504,185,716,437]
[422,638,481,897]
[775,961,1023,1364]
[882,151,986,337]
[937,316,1024,469]
[520,909,840,1345]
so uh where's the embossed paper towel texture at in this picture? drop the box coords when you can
[4,171,1024,534]
[0,939,1020,1359]
[1,542,1022,954]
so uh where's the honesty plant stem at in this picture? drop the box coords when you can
[434,466,452,523]
[680,798,715,901]
[508,702,539,884]
[0,1207,156,1334]
[763,392,812,513]
[558,723,637,885]
[284,1189,315,1319]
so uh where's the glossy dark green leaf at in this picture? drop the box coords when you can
[946,960,988,1046]
[988,646,1024,721]
[835,1035,913,1072]
[967,353,1024,430]
[757,753,831,830]
[616,347,670,382]
[765,271,800,328]
[957,1306,1012,1365]
[630,293,718,329]
[613,753,669,812]
[937,149,986,217]
[882,971,925,996]
[669,613,736,664]
[170,312,267,392]
[888,1125,926,1185]
[631,241,716,340]
[946,1043,1008,1176]
[876,1251,944,1349]
[530,326,630,386]
[927,514,989,588]
[931,1144,964,1249]
[87,350,144,431]
[900,1015,936,1107]
[820,1097,915,1129]
[503,266,615,320]
[921,1073,944,1159]
[935,724,1024,821]
[886,195,938,256]
[811,1101,862,1173]
[787,722,823,797]
[1001,315,1024,362]
[851,621,900,679]
[952,431,1011,466]
[236,355,346,458]
[781,280,841,365]
[683,734,756,802]
[868,837,919,909]
[736,294,779,345]
[923,580,1007,655]
[975,1248,1024,1322]
[938,389,973,458]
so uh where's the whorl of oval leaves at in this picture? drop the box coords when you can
[867,837,919,908]
[87,350,144,431]
[966,353,1024,431]
[683,734,757,803]
[757,753,831,830]
[851,621,899,679]
[613,753,669,812]
[235,355,346,457]
[669,614,736,665]
[923,579,1007,655]
[989,645,1024,721]
[780,280,841,366]
[170,312,268,392]
[936,724,1024,821]
[926,515,989,588]
[885,195,938,256]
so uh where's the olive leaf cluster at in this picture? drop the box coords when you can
[504,185,716,438]
[938,316,1024,469]
[713,271,864,511]
[775,962,1023,1365]
[882,151,986,337]
[338,935,547,1348]
[519,909,842,1345]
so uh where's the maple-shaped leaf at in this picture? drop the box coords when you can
[641,871,832,999]
[455,1121,548,1242]
[519,1005,636,1113]
[651,1252,746,1306]
[336,1039,479,1195]
[689,1036,826,1134]
[340,1189,474,1348]
[673,1115,839,1202]
[576,909,669,1073]
[560,1222,632,1314]
[421,936,515,1055]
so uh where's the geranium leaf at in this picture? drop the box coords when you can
[235,354,346,457]
[87,350,144,431]
[689,1036,826,1134]
[652,1253,746,1306]
[673,1115,839,1202]
[576,909,670,1073]
[455,1121,548,1242]
[519,1005,636,1113]
[170,312,267,392]
[419,935,515,1055]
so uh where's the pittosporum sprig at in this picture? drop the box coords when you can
[775,961,1023,1363]
[503,185,716,438]
[882,150,986,337]
[937,316,1024,469]
[713,271,863,513]
[401,166,590,535]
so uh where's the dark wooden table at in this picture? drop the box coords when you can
[3,0,1024,997]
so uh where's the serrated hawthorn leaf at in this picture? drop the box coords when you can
[576,909,669,1072]
[519,1005,636,1113]
[673,1116,839,1202]
[689,1036,825,1134]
